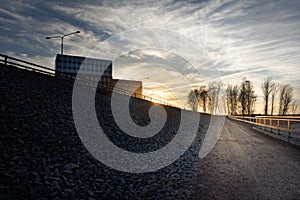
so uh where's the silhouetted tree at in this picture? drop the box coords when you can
[208,82,221,114]
[198,86,208,113]
[270,82,280,116]
[187,89,199,111]
[187,86,209,113]
[226,87,231,115]
[261,78,275,115]
[239,78,256,116]
[278,84,293,115]
[290,101,299,115]
[238,79,247,116]
[226,84,238,115]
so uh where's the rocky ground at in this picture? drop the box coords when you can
[0,64,210,199]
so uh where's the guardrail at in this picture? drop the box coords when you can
[228,115,300,137]
[0,53,178,108]
[0,53,55,75]
[255,115,300,119]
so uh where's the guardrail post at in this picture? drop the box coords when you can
[277,119,280,135]
[287,120,291,138]
[270,118,272,133]
[263,118,266,130]
[4,56,7,65]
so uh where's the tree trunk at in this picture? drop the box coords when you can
[271,95,274,116]
[264,96,268,115]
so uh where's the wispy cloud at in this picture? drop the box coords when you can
[0,0,299,113]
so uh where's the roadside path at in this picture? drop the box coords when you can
[187,118,300,199]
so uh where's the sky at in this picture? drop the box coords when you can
[1,0,299,114]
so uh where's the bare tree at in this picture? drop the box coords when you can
[208,82,221,114]
[232,85,239,115]
[187,85,211,113]
[239,79,256,116]
[187,89,199,111]
[247,81,257,116]
[278,84,293,115]
[238,79,248,116]
[289,101,299,115]
[278,85,286,115]
[226,85,238,115]
[282,86,293,115]
[261,78,275,115]
[226,85,233,115]
[198,86,209,113]
[270,83,280,116]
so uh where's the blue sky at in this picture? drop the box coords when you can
[1,0,299,113]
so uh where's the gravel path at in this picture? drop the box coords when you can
[1,65,299,199]
[186,119,300,199]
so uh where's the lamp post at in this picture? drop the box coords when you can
[45,31,80,55]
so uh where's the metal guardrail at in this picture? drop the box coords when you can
[255,115,300,119]
[0,53,55,75]
[229,115,300,137]
[0,53,178,108]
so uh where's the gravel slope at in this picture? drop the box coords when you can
[0,65,209,199]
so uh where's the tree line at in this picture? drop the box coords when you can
[260,78,297,115]
[187,81,221,114]
[188,78,298,115]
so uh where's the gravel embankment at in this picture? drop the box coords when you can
[0,64,209,199]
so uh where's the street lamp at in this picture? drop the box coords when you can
[45,30,80,55]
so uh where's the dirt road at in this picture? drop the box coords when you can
[187,118,300,199]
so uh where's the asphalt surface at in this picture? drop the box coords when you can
[1,64,300,199]
[188,118,300,199]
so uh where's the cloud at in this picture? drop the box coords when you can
[0,0,299,113]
